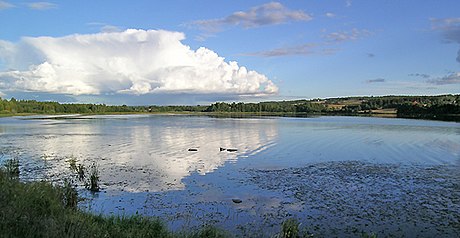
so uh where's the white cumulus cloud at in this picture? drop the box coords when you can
[0,29,278,97]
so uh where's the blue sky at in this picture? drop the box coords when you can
[0,0,459,105]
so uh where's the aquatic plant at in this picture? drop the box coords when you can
[86,162,100,192]
[280,218,300,238]
[4,158,20,178]
[68,156,77,172]
[77,163,85,181]
[68,156,86,181]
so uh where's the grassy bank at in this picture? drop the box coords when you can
[0,160,231,238]
[0,159,317,238]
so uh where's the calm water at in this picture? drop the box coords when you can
[0,115,459,236]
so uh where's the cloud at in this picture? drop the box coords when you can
[431,17,460,63]
[409,73,431,79]
[87,22,123,33]
[243,43,338,57]
[325,12,336,18]
[244,43,316,57]
[427,72,460,85]
[26,2,57,10]
[346,0,352,7]
[0,29,278,97]
[457,49,460,63]
[100,25,122,33]
[189,2,312,32]
[324,28,372,42]
[0,1,14,10]
[366,78,385,83]
[246,27,371,58]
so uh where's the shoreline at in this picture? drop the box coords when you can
[2,111,460,123]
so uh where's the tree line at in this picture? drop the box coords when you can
[1,95,459,120]
[0,97,207,114]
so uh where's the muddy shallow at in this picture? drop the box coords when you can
[0,115,459,236]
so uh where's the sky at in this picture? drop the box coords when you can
[0,0,459,105]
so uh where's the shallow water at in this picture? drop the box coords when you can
[0,115,459,236]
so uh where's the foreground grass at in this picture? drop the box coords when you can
[0,171,167,237]
[0,165,234,238]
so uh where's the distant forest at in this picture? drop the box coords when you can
[1,94,459,121]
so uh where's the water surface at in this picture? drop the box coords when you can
[0,115,459,236]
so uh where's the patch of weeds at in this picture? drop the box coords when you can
[68,156,77,172]
[68,156,85,181]
[4,158,20,179]
[77,164,85,181]
[185,224,230,238]
[86,162,100,192]
[62,178,78,209]
[362,232,377,238]
[280,218,300,238]
[68,158,101,192]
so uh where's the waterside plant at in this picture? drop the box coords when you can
[87,162,100,192]
[4,158,20,178]
[67,158,99,192]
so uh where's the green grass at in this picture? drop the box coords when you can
[0,162,231,238]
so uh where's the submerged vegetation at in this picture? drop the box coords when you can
[1,94,459,121]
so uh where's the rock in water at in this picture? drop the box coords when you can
[232,198,242,203]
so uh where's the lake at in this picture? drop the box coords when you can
[0,115,459,237]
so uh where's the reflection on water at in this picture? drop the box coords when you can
[0,115,459,236]
[0,115,459,190]
[0,115,459,187]
[0,115,278,192]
